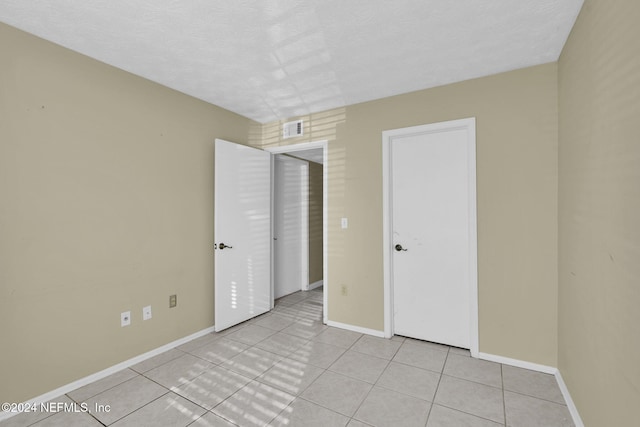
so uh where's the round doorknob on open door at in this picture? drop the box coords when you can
[395,244,407,252]
[218,242,233,250]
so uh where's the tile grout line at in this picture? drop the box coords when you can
[501,363,507,426]
[137,346,254,422]
[366,339,434,404]
[436,373,505,391]
[346,380,374,425]
[65,368,139,406]
[502,389,573,407]
[278,295,369,425]
[424,345,451,425]
[75,372,172,425]
[10,290,569,427]
[427,402,506,426]
[207,297,322,426]
[107,389,173,426]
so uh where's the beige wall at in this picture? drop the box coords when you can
[558,1,640,425]
[308,161,323,284]
[2,11,575,406]
[0,23,256,403]
[263,63,559,366]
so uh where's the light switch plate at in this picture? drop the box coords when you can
[143,305,152,320]
[341,217,348,229]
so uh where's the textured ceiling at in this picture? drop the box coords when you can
[0,0,583,123]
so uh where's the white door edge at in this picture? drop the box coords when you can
[381,118,478,357]
[265,140,329,324]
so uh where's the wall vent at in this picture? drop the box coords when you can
[283,120,303,139]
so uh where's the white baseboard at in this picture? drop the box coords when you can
[1,326,584,427]
[0,326,216,423]
[326,320,385,338]
[477,352,557,374]
[477,352,583,427]
[308,280,323,290]
[555,370,585,427]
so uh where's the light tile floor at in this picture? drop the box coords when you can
[1,288,575,426]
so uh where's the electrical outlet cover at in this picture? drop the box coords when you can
[121,311,131,327]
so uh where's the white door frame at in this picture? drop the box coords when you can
[382,118,479,357]
[265,140,328,324]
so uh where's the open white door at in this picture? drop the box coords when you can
[214,139,272,331]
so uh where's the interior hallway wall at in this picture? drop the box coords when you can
[0,23,256,403]
[262,62,559,367]
[558,1,640,425]
[308,161,323,285]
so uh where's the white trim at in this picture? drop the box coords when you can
[382,117,478,356]
[308,280,323,290]
[326,320,386,338]
[477,352,557,374]
[555,370,585,427]
[467,119,479,356]
[265,140,328,324]
[477,353,584,427]
[0,326,216,423]
[265,140,325,155]
[322,142,328,324]
[382,133,392,338]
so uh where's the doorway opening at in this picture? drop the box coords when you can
[266,141,328,324]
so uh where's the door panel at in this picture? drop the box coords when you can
[214,139,271,331]
[274,155,309,299]
[391,125,475,348]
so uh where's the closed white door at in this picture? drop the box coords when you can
[387,119,477,349]
[214,139,272,331]
[274,155,309,299]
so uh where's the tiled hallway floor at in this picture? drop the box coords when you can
[2,288,574,426]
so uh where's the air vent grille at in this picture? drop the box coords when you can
[283,120,303,139]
